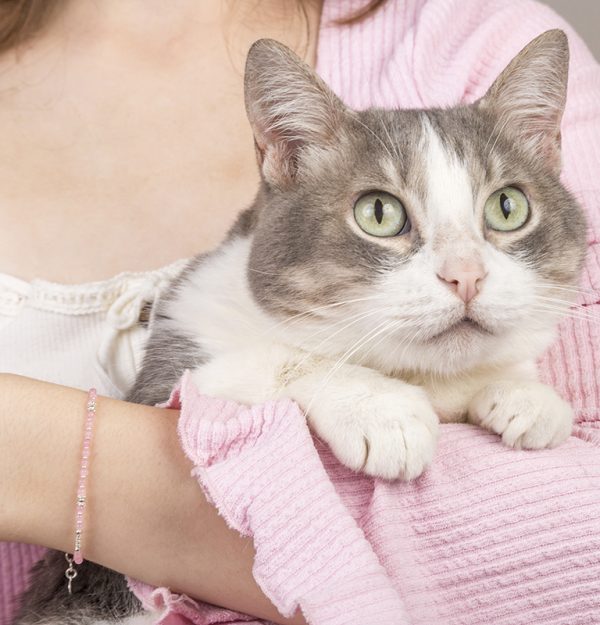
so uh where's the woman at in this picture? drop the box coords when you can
[1,0,599,624]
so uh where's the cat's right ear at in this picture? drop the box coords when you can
[244,38,347,189]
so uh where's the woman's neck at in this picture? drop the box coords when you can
[0,1,323,283]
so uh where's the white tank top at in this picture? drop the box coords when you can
[0,260,188,397]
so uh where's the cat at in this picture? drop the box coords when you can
[14,29,587,625]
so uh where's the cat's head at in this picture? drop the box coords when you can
[242,31,587,376]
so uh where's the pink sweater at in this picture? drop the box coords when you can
[3,0,600,623]
[131,368,600,625]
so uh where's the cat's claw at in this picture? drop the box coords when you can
[468,381,573,449]
[309,390,439,481]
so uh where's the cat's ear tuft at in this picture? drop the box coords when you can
[244,38,346,188]
[478,29,569,173]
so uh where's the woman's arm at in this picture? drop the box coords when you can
[0,373,306,625]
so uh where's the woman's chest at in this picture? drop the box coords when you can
[0,32,262,283]
[0,103,260,282]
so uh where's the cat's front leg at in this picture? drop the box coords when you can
[188,343,297,406]
[467,367,573,449]
[188,347,438,480]
[285,363,439,481]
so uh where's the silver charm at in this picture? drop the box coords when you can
[64,553,78,595]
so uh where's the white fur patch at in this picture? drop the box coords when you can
[164,237,276,359]
[422,118,475,236]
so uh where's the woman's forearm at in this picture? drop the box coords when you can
[0,374,305,625]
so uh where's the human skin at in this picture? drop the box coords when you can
[0,373,307,624]
[0,0,321,283]
[0,0,321,621]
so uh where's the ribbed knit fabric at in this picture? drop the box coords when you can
[130,372,600,625]
[131,373,408,625]
[2,0,600,624]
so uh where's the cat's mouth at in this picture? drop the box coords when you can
[428,316,494,342]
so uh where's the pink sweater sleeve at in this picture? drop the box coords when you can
[130,372,407,625]
[131,372,600,625]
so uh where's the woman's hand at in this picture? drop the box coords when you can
[0,373,306,625]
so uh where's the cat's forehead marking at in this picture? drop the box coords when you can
[421,116,476,240]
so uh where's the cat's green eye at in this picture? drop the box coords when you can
[484,186,530,232]
[354,192,407,237]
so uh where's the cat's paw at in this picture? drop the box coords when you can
[309,388,439,481]
[468,381,573,449]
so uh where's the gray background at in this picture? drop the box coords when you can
[543,0,599,60]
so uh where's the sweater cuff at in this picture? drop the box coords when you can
[175,371,406,625]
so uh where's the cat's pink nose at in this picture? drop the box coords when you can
[437,259,486,303]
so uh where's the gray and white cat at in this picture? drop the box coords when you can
[15,29,587,625]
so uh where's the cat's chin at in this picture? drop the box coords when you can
[426,316,494,343]
[374,312,514,375]
[417,320,497,372]
[398,319,556,378]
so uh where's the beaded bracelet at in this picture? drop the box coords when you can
[65,388,97,594]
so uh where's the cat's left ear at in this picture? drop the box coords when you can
[244,38,348,188]
[478,29,569,173]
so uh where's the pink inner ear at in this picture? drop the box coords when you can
[249,107,299,186]
[476,31,568,174]
[523,122,562,173]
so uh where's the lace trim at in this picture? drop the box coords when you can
[0,258,189,316]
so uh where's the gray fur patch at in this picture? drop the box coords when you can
[12,551,140,625]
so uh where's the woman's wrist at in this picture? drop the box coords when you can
[0,373,186,568]
[0,374,306,624]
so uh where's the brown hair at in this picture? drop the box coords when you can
[0,0,62,54]
[0,0,389,55]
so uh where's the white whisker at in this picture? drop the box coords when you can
[351,115,396,163]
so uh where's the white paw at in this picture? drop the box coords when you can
[468,381,573,449]
[308,387,439,481]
